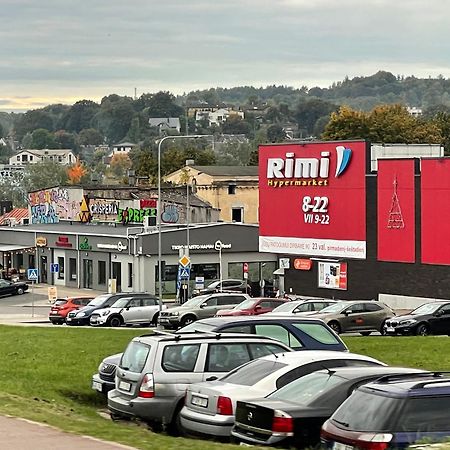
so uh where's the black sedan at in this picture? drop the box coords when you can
[384,301,450,336]
[231,366,425,449]
[0,279,28,297]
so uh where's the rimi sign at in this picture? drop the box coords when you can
[259,141,367,259]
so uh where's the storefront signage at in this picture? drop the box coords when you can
[118,207,157,225]
[294,258,312,270]
[171,243,232,251]
[35,237,47,247]
[55,236,73,248]
[89,199,119,222]
[79,237,92,251]
[97,242,128,252]
[140,199,157,209]
[318,262,347,290]
[259,141,366,259]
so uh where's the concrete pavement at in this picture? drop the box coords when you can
[0,415,136,450]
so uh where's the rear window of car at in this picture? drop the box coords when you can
[162,344,200,372]
[220,359,287,386]
[120,341,150,373]
[331,389,403,431]
[53,299,68,306]
[291,322,341,345]
[400,396,450,431]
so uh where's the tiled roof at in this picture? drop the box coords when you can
[0,208,29,225]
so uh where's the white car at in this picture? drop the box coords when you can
[89,295,166,327]
[266,299,339,316]
[180,350,385,437]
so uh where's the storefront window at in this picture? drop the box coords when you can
[228,261,276,296]
[69,258,77,281]
[58,257,64,280]
[98,260,106,285]
[128,263,133,288]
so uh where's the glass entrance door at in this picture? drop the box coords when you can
[82,259,93,289]
[112,261,122,292]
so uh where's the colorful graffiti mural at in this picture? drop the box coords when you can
[118,207,157,225]
[89,199,119,222]
[161,204,180,223]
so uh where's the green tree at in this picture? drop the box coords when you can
[14,109,54,141]
[145,91,184,118]
[30,128,57,149]
[23,161,68,192]
[60,100,100,133]
[294,99,338,135]
[221,115,250,135]
[110,153,132,178]
[78,128,104,146]
[266,124,285,143]
[54,130,79,152]
[0,175,27,207]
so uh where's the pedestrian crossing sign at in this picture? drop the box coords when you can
[27,268,39,281]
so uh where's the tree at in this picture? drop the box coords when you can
[67,159,87,184]
[14,109,54,141]
[23,161,68,192]
[322,106,369,140]
[145,91,184,118]
[266,124,285,143]
[0,175,27,207]
[78,128,104,146]
[110,153,132,178]
[54,130,78,152]
[221,115,250,135]
[60,100,100,133]
[294,99,338,135]
[30,128,57,149]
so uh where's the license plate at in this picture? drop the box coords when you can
[191,395,208,408]
[118,380,131,392]
[159,318,169,323]
[92,380,103,392]
[386,327,395,333]
[333,442,354,450]
[66,317,72,322]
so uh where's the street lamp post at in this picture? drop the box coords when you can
[157,135,212,311]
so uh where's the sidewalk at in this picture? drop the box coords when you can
[0,415,136,450]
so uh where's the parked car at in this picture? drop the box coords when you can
[89,295,164,327]
[0,278,28,297]
[266,299,339,316]
[177,316,349,352]
[107,332,292,432]
[180,350,384,438]
[92,352,122,394]
[192,279,251,297]
[48,296,94,325]
[216,297,288,317]
[232,366,426,448]
[384,301,450,336]
[311,300,395,335]
[93,315,349,395]
[66,292,150,326]
[158,292,250,328]
[321,372,450,449]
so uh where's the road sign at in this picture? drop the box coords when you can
[27,268,39,281]
[179,255,190,267]
[50,263,59,273]
[180,267,190,279]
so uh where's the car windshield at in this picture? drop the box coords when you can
[234,299,257,310]
[220,358,287,386]
[181,295,210,307]
[271,302,301,313]
[177,321,216,333]
[111,298,131,308]
[87,294,111,307]
[319,302,348,313]
[411,303,441,315]
[269,370,344,404]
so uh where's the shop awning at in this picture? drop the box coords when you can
[0,245,32,252]
[273,268,285,276]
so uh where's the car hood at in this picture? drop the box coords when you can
[166,305,199,313]
[103,352,122,366]
[390,314,425,322]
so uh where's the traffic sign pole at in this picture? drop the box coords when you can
[31,280,34,318]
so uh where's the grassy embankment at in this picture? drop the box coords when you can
[1,325,450,449]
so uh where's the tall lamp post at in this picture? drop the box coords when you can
[157,135,212,310]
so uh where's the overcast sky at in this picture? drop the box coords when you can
[2,0,449,112]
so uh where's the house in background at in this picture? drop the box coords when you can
[0,208,29,226]
[9,149,76,166]
[111,142,136,155]
[164,165,259,224]
[148,118,181,134]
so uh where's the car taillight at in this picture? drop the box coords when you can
[216,396,233,415]
[271,410,294,435]
[355,433,393,450]
[138,373,155,398]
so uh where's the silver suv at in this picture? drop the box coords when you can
[107,331,291,433]
[158,292,250,329]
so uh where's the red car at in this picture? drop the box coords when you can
[216,297,289,317]
[49,296,95,324]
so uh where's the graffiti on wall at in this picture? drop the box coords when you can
[161,204,180,223]
[89,199,120,222]
[29,188,82,224]
[118,207,157,225]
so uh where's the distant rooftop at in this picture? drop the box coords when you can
[190,165,258,177]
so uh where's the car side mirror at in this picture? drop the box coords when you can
[200,303,207,308]
[344,310,352,315]
[254,305,262,311]
[435,310,444,317]
[206,376,218,381]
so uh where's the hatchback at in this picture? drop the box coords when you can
[180,351,384,438]
[267,299,338,316]
[321,372,450,449]
[312,300,395,335]
[48,296,94,325]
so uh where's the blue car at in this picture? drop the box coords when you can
[321,372,450,449]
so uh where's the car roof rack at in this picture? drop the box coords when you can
[376,371,449,384]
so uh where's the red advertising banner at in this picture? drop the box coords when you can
[259,141,366,259]
[421,159,450,265]
[377,159,415,263]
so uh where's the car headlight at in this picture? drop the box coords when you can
[76,312,86,318]
[169,311,179,316]
[400,319,417,326]
[102,310,111,316]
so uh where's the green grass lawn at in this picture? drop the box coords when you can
[0,325,450,449]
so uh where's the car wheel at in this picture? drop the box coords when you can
[180,315,196,327]
[328,321,341,334]
[108,316,123,327]
[16,287,24,295]
[416,323,430,336]
[360,331,372,336]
